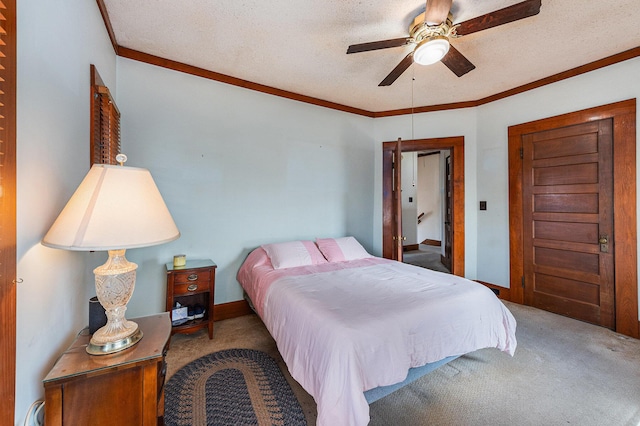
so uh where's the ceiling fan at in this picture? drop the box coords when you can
[347,0,542,86]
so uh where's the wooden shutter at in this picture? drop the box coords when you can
[0,0,17,422]
[90,65,121,166]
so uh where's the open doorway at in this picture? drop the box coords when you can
[382,136,465,277]
[401,150,451,274]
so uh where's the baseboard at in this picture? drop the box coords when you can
[475,280,511,301]
[213,300,253,321]
[421,239,441,247]
[403,244,419,252]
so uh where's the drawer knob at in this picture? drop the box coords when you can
[187,274,198,281]
[187,284,198,292]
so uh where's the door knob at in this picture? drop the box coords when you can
[599,234,609,253]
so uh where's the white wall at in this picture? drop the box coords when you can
[475,57,640,290]
[115,57,377,313]
[16,0,116,424]
[401,152,418,245]
[416,153,441,244]
[373,56,640,318]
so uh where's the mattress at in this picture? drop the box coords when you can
[237,247,517,425]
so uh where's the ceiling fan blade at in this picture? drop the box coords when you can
[347,37,412,54]
[379,53,414,86]
[424,0,453,25]
[455,0,541,36]
[440,45,475,77]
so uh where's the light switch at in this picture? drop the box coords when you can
[480,201,487,210]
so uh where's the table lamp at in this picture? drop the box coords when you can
[42,156,180,355]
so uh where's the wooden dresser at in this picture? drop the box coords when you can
[43,313,171,426]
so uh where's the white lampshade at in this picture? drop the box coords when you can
[413,36,450,66]
[43,164,180,250]
[42,163,180,355]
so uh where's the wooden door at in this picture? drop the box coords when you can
[522,119,615,328]
[441,155,452,270]
[393,138,403,261]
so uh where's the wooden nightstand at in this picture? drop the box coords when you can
[165,259,216,339]
[43,313,171,426]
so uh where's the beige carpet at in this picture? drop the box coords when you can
[166,301,640,425]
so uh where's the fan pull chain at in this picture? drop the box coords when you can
[411,69,416,187]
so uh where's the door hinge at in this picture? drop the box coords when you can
[519,147,523,159]
[521,276,525,288]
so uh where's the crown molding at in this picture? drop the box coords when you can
[96,0,119,55]
[95,3,639,117]
[117,47,374,117]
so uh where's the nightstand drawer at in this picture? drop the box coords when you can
[172,270,211,285]
[174,281,208,295]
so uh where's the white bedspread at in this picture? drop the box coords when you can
[240,254,517,426]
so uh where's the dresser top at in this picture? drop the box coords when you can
[165,258,216,272]
[43,313,171,384]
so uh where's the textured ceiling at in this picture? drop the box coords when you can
[103,0,640,113]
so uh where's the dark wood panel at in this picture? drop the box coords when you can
[534,162,598,186]
[534,221,598,244]
[532,133,598,159]
[534,193,599,214]
[533,238,599,254]
[535,247,600,275]
[532,183,598,195]
[532,212,598,223]
[532,291,601,325]
[532,152,598,168]
[534,273,600,306]
[530,121,600,142]
[64,368,143,425]
[534,264,601,285]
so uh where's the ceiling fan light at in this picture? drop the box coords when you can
[414,36,450,66]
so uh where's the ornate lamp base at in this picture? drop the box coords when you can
[87,326,143,355]
[88,249,144,355]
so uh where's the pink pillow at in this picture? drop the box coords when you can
[261,240,328,269]
[316,237,372,262]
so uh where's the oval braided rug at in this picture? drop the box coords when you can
[165,348,307,426]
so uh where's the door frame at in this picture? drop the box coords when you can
[383,136,465,276]
[1,0,16,422]
[508,99,639,338]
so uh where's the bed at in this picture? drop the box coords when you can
[237,237,517,426]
